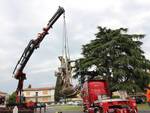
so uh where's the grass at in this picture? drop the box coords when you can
[52,103,150,111]
[137,103,150,111]
[52,105,82,111]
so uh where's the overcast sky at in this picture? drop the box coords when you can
[0,0,150,94]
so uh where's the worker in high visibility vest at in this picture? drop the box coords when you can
[146,87,150,105]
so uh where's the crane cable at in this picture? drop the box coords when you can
[62,12,70,60]
[62,12,73,83]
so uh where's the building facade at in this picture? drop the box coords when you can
[0,91,8,105]
[112,90,128,99]
[23,87,54,104]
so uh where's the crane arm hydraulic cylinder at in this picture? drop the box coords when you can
[13,6,65,93]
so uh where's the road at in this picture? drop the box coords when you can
[39,107,150,113]
[138,110,150,113]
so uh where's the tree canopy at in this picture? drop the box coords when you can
[7,92,16,104]
[74,27,150,93]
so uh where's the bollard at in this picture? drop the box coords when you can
[34,108,37,113]
[55,111,62,113]
[44,106,46,112]
[40,107,41,113]
[13,106,18,113]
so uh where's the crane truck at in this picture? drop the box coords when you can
[12,6,65,107]
[81,73,138,113]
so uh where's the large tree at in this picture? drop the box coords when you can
[7,92,16,104]
[74,27,150,93]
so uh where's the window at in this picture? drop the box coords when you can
[35,92,38,96]
[42,90,48,95]
[26,91,30,96]
[42,97,48,102]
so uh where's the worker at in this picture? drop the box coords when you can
[146,86,150,106]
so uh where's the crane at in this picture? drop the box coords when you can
[54,14,79,102]
[13,6,65,103]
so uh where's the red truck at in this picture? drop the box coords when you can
[81,80,137,113]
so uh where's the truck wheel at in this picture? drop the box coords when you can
[94,109,99,113]
[83,105,87,113]
[94,107,102,113]
[132,109,137,113]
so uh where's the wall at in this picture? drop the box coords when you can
[23,89,55,103]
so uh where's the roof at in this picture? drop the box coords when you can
[23,87,55,91]
[0,91,7,94]
[25,95,51,98]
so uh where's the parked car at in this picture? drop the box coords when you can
[66,101,74,105]
[72,101,82,106]
[131,95,146,104]
[36,103,46,108]
[135,97,145,104]
[66,101,82,106]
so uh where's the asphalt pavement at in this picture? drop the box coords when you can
[42,107,150,113]
[138,110,150,113]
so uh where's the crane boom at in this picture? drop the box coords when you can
[13,6,65,98]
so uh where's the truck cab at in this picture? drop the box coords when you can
[81,80,137,113]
